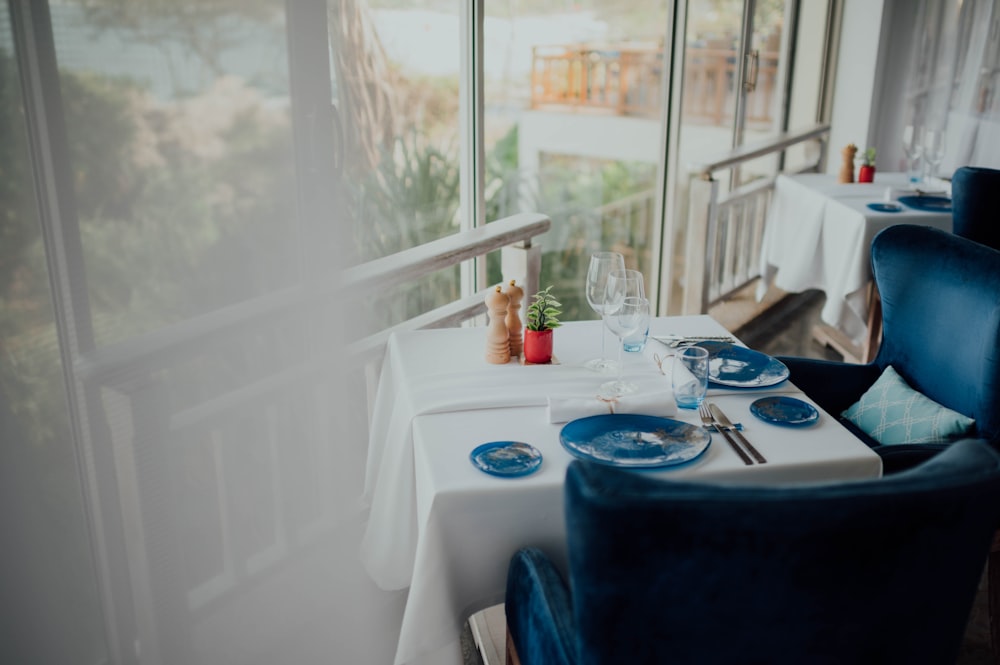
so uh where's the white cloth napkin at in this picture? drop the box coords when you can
[547,390,677,423]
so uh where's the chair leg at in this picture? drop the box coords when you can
[862,281,883,363]
[506,627,522,665]
[989,530,1000,664]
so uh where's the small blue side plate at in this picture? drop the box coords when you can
[750,396,819,427]
[470,441,542,477]
[898,195,952,213]
[867,202,901,213]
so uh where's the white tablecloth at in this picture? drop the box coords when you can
[757,172,952,343]
[360,317,883,665]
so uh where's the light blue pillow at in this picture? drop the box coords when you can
[842,366,975,445]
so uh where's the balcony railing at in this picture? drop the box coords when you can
[682,123,831,315]
[530,43,779,126]
[73,211,550,653]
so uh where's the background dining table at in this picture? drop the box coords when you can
[756,171,953,362]
[360,316,883,665]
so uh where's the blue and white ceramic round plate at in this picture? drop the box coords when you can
[866,202,902,213]
[559,414,711,468]
[693,341,790,388]
[750,396,819,427]
[469,441,542,477]
[898,195,952,213]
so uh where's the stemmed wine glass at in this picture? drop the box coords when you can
[902,124,923,184]
[923,129,946,181]
[584,251,626,372]
[600,296,650,398]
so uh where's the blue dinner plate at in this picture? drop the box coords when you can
[693,341,790,388]
[469,441,542,477]
[559,414,711,468]
[867,202,902,213]
[750,396,819,427]
[898,195,952,213]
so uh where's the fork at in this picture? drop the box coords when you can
[655,334,735,348]
[699,403,752,465]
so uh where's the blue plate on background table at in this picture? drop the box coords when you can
[559,414,711,468]
[750,396,819,427]
[693,341,790,388]
[898,195,952,213]
[867,202,902,213]
[469,441,542,477]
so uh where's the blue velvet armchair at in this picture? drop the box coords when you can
[952,166,1000,250]
[776,224,1000,474]
[505,440,1000,665]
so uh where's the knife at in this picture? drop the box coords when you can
[710,403,766,464]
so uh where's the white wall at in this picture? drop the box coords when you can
[826,0,890,174]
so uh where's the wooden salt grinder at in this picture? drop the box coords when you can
[505,279,524,358]
[838,143,858,183]
[485,285,511,364]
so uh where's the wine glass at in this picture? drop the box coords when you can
[605,269,648,352]
[584,251,626,372]
[600,296,650,398]
[923,129,946,181]
[901,124,923,184]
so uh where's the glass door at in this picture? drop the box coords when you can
[481,0,671,321]
[664,0,793,313]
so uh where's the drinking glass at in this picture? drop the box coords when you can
[923,129,946,181]
[604,269,647,352]
[584,251,626,372]
[902,124,923,184]
[672,345,709,409]
[600,296,650,397]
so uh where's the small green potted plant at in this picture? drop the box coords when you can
[524,285,562,364]
[858,147,876,183]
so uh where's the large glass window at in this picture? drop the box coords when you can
[482,1,669,320]
[0,6,107,664]
[50,2,301,346]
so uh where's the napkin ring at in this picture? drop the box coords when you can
[653,353,668,375]
[597,395,619,414]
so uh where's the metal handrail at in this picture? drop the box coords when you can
[687,123,831,176]
[682,123,831,314]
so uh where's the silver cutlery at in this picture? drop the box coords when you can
[654,334,735,348]
[710,403,766,464]
[699,403,752,465]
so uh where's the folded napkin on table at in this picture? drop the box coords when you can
[548,390,676,423]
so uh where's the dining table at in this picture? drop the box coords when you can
[360,316,883,665]
[756,171,953,362]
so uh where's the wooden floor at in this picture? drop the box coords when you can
[461,289,996,665]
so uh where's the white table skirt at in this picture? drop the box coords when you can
[359,317,882,665]
[758,172,952,343]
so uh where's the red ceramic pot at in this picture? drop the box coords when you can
[523,328,553,364]
[858,165,875,183]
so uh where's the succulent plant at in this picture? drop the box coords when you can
[526,285,562,331]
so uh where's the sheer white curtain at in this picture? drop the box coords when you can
[903,0,1000,172]
[2,1,404,663]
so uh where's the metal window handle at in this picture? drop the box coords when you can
[744,49,759,93]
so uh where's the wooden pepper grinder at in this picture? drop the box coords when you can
[505,279,524,358]
[838,143,858,183]
[485,285,511,364]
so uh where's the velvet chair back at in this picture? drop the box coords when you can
[506,440,1000,665]
[952,166,1000,250]
[870,224,1000,441]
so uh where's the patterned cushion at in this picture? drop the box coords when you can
[842,366,975,445]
